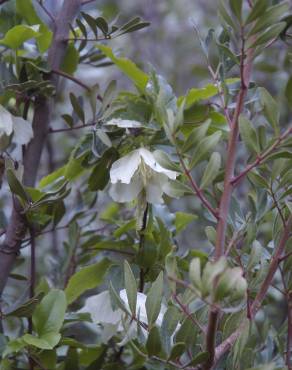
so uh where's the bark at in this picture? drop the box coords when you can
[0,0,82,295]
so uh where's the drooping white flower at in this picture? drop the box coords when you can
[79,289,171,346]
[0,105,33,149]
[109,148,178,204]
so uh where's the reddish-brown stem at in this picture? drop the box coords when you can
[213,215,292,367]
[204,27,253,369]
[269,183,286,227]
[51,69,91,91]
[287,293,292,369]
[49,121,96,134]
[173,293,206,334]
[231,126,292,186]
[176,148,219,220]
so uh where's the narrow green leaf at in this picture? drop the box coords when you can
[23,333,61,350]
[258,87,279,134]
[124,261,137,316]
[145,272,164,327]
[175,212,197,234]
[5,292,44,318]
[6,169,30,202]
[239,115,259,153]
[95,17,109,35]
[61,44,79,75]
[229,0,242,21]
[189,131,222,169]
[168,342,185,361]
[146,326,162,356]
[183,352,209,368]
[200,152,221,189]
[81,12,98,38]
[182,120,211,153]
[65,259,110,304]
[95,44,148,91]
[218,0,237,30]
[248,2,289,36]
[285,76,292,106]
[245,0,268,25]
[247,22,286,49]
[69,93,85,123]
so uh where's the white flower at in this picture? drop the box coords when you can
[79,289,174,346]
[109,148,178,204]
[105,118,142,128]
[0,105,33,149]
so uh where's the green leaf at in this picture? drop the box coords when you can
[65,260,110,304]
[200,152,221,189]
[183,352,209,368]
[189,131,222,169]
[168,342,185,361]
[218,0,237,30]
[69,93,85,123]
[239,115,259,153]
[61,44,79,75]
[95,44,148,91]
[0,25,41,50]
[175,317,198,347]
[258,87,279,134]
[6,169,30,202]
[16,0,52,52]
[145,272,164,327]
[189,258,202,292]
[146,326,162,356]
[182,120,211,153]
[124,261,137,316]
[285,76,292,106]
[245,0,268,25]
[247,22,286,49]
[248,2,290,36]
[175,212,197,234]
[5,292,44,318]
[229,0,242,21]
[23,333,61,350]
[33,290,67,337]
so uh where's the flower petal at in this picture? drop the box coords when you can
[109,174,142,202]
[110,150,141,184]
[105,118,142,128]
[145,173,168,204]
[139,148,178,180]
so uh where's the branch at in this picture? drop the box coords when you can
[49,121,96,134]
[231,126,292,185]
[213,215,292,367]
[176,147,219,220]
[51,69,91,91]
[0,0,82,296]
[204,27,254,369]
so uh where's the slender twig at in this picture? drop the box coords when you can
[82,0,96,5]
[51,69,91,91]
[175,146,219,220]
[49,121,96,134]
[28,227,36,370]
[231,126,292,185]
[173,293,206,334]
[269,182,286,227]
[36,0,55,23]
[139,204,148,293]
